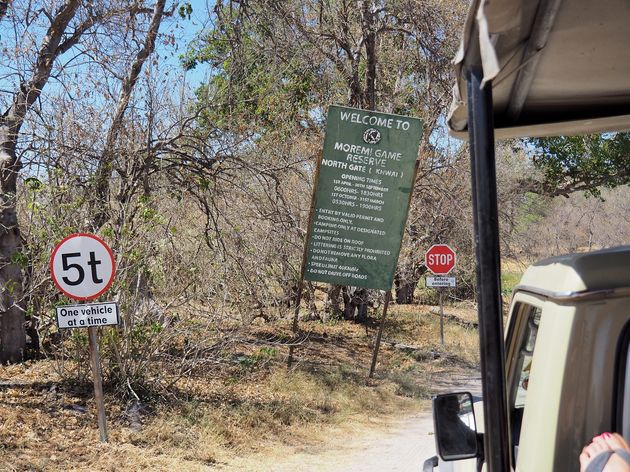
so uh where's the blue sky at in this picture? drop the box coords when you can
[168,0,213,88]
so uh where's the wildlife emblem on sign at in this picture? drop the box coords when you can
[363,128,381,144]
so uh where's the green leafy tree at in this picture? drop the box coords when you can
[185,0,467,312]
[528,133,630,197]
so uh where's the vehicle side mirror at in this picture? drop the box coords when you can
[432,392,479,461]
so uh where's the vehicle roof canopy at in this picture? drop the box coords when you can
[446,4,630,469]
[448,0,630,140]
[446,4,630,470]
[518,246,630,294]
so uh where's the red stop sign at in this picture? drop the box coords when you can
[425,244,456,275]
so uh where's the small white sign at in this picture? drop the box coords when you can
[56,302,119,329]
[426,276,456,287]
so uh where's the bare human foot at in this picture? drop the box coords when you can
[603,434,630,472]
[604,433,630,452]
[580,434,630,472]
[604,454,630,472]
[581,435,614,472]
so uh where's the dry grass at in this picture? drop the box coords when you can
[0,303,479,471]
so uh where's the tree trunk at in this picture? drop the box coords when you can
[360,0,376,110]
[342,286,369,321]
[395,279,416,304]
[394,260,427,304]
[335,1,378,321]
[0,0,84,363]
[90,0,166,231]
[0,1,8,21]
[326,284,342,317]
[0,131,25,363]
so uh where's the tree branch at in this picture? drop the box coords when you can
[91,0,167,230]
[3,0,81,137]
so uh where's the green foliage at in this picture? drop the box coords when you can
[529,133,630,196]
[387,369,430,398]
[24,177,43,191]
[516,192,548,230]
[178,2,192,20]
[10,251,29,268]
[187,20,319,132]
[237,347,278,369]
[185,0,462,136]
[501,271,522,296]
[4,279,21,295]
[70,330,88,348]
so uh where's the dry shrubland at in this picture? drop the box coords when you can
[1,303,479,471]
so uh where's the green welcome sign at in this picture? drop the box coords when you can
[304,105,422,290]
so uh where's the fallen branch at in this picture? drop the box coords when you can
[428,307,478,329]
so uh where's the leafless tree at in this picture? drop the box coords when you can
[0,0,171,362]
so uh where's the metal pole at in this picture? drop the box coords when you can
[287,282,304,369]
[368,290,391,378]
[288,152,324,369]
[467,66,510,472]
[439,289,444,345]
[368,158,420,379]
[88,326,108,443]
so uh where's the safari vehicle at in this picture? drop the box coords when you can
[425,246,630,471]
[423,0,630,470]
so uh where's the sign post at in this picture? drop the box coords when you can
[369,158,420,378]
[300,105,422,377]
[368,290,392,378]
[88,325,108,442]
[50,233,117,443]
[424,244,457,345]
[287,153,323,368]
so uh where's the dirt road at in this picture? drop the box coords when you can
[221,409,436,472]
[222,371,481,472]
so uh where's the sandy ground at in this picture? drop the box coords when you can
[218,409,436,472]
[219,371,482,472]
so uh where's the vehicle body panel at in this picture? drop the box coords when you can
[429,247,630,471]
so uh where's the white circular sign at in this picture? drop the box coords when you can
[50,233,116,301]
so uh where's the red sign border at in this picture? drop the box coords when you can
[50,233,116,301]
[424,244,457,275]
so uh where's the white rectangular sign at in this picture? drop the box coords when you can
[426,276,456,287]
[56,302,120,329]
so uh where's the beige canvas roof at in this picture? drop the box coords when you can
[448,0,630,140]
[517,246,630,295]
